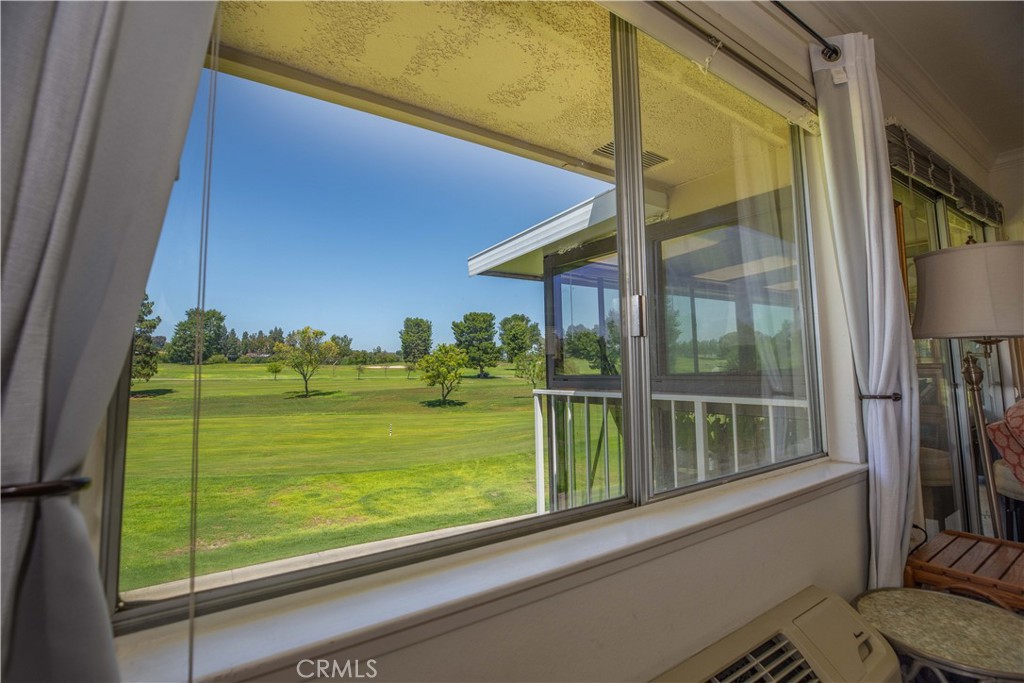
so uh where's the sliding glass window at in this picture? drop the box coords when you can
[635,29,821,495]
[117,1,619,612]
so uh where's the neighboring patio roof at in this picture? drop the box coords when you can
[467,188,668,280]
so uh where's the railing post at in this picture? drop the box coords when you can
[603,398,611,500]
[549,394,559,512]
[584,397,592,504]
[695,400,706,482]
[732,403,740,473]
[566,397,575,508]
[670,400,678,489]
[534,392,545,514]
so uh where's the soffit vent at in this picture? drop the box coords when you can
[709,634,820,683]
[593,141,668,169]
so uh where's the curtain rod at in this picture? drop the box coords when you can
[770,1,842,62]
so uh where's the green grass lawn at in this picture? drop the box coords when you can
[120,362,538,591]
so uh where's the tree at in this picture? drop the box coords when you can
[164,308,227,363]
[452,312,501,377]
[253,330,268,355]
[418,344,468,403]
[513,348,545,389]
[349,349,371,366]
[223,328,242,360]
[268,326,285,348]
[131,294,161,384]
[499,313,541,363]
[330,334,353,362]
[326,334,352,375]
[399,317,433,364]
[563,324,600,364]
[601,310,621,375]
[366,346,400,364]
[266,361,283,380]
[274,326,339,396]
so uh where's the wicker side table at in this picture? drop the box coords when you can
[904,530,1024,611]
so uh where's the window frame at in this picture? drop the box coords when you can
[104,10,826,634]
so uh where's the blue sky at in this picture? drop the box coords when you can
[148,71,612,350]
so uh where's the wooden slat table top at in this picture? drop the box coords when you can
[1006,554,1024,587]
[954,538,1000,574]
[906,531,1024,609]
[977,545,1024,582]
[911,531,958,561]
[931,536,978,568]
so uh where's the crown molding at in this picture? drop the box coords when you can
[992,147,1024,174]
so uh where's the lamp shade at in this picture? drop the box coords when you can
[912,241,1024,340]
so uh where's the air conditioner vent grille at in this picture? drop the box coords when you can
[709,634,820,683]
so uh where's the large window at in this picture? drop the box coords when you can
[116,1,618,613]
[110,2,823,628]
[636,28,819,495]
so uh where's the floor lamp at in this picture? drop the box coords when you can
[911,240,1024,539]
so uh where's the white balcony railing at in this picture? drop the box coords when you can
[533,388,812,512]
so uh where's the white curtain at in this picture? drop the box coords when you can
[809,34,920,588]
[1,2,214,679]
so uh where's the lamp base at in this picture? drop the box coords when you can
[962,351,1005,539]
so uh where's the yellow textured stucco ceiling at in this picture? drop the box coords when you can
[218,1,790,192]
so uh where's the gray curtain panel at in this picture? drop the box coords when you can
[1,2,214,680]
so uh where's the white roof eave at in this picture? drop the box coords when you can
[467,189,618,279]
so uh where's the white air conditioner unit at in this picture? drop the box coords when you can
[653,586,900,683]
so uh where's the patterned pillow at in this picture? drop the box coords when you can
[987,400,1024,485]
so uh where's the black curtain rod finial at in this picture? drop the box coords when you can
[771,1,842,62]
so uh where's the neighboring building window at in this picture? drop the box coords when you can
[548,237,621,382]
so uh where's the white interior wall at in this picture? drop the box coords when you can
[241,478,867,683]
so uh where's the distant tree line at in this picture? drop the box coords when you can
[131,295,547,399]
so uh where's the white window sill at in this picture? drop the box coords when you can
[116,459,866,682]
